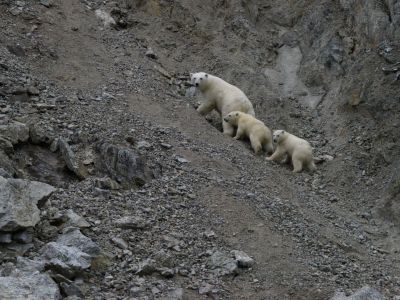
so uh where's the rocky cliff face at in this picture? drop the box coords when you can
[0,0,399,299]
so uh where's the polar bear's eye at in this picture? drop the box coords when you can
[200,78,203,80]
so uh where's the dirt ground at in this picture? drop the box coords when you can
[0,0,399,299]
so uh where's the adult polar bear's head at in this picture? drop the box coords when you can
[273,130,287,144]
[190,72,209,88]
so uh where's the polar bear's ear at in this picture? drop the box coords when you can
[235,112,239,116]
[205,74,208,78]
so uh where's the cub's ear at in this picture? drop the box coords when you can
[205,74,208,78]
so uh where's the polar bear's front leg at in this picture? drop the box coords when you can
[197,101,215,116]
[266,147,285,162]
[233,125,244,140]
[222,120,235,136]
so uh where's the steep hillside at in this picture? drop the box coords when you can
[0,0,399,299]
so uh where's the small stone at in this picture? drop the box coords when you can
[110,237,128,249]
[160,143,172,149]
[232,250,255,268]
[27,86,40,96]
[330,285,384,300]
[198,283,213,295]
[40,0,53,7]
[210,251,238,275]
[137,140,152,150]
[145,48,157,59]
[95,177,120,190]
[65,210,91,228]
[176,156,189,163]
[135,259,157,275]
[114,216,146,230]
[157,267,174,278]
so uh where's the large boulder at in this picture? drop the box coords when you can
[0,176,56,232]
[0,257,59,300]
[95,142,154,187]
[0,121,29,145]
[40,242,92,279]
[56,227,101,257]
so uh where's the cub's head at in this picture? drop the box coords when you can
[223,111,242,125]
[190,72,209,88]
[273,130,286,144]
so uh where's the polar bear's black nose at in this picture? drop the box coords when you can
[195,83,199,87]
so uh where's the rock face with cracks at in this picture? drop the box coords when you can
[0,176,56,231]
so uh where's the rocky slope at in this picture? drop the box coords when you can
[0,0,399,299]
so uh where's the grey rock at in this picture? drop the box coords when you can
[175,156,189,163]
[0,232,12,243]
[0,121,29,145]
[12,230,32,244]
[330,286,385,300]
[145,48,157,59]
[50,138,59,152]
[232,250,255,268]
[14,257,45,274]
[60,282,83,297]
[58,138,87,179]
[157,267,175,278]
[0,167,11,178]
[0,176,56,231]
[0,137,13,154]
[160,143,172,149]
[57,227,101,257]
[210,251,238,275]
[27,86,40,96]
[159,288,184,300]
[135,258,157,275]
[110,236,128,249]
[137,140,152,150]
[95,177,121,190]
[29,124,54,145]
[95,142,153,188]
[40,0,53,8]
[41,242,92,278]
[114,216,146,229]
[65,210,91,228]
[0,273,60,300]
[198,283,214,295]
[0,242,33,257]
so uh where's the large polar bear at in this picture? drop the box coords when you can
[224,111,274,155]
[266,130,316,173]
[190,72,255,136]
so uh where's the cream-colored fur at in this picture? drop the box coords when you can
[224,111,273,155]
[190,72,255,136]
[266,130,316,173]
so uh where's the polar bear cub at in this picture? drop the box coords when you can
[224,111,274,155]
[190,72,255,136]
[266,130,316,173]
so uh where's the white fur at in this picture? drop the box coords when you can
[190,72,255,136]
[267,130,316,173]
